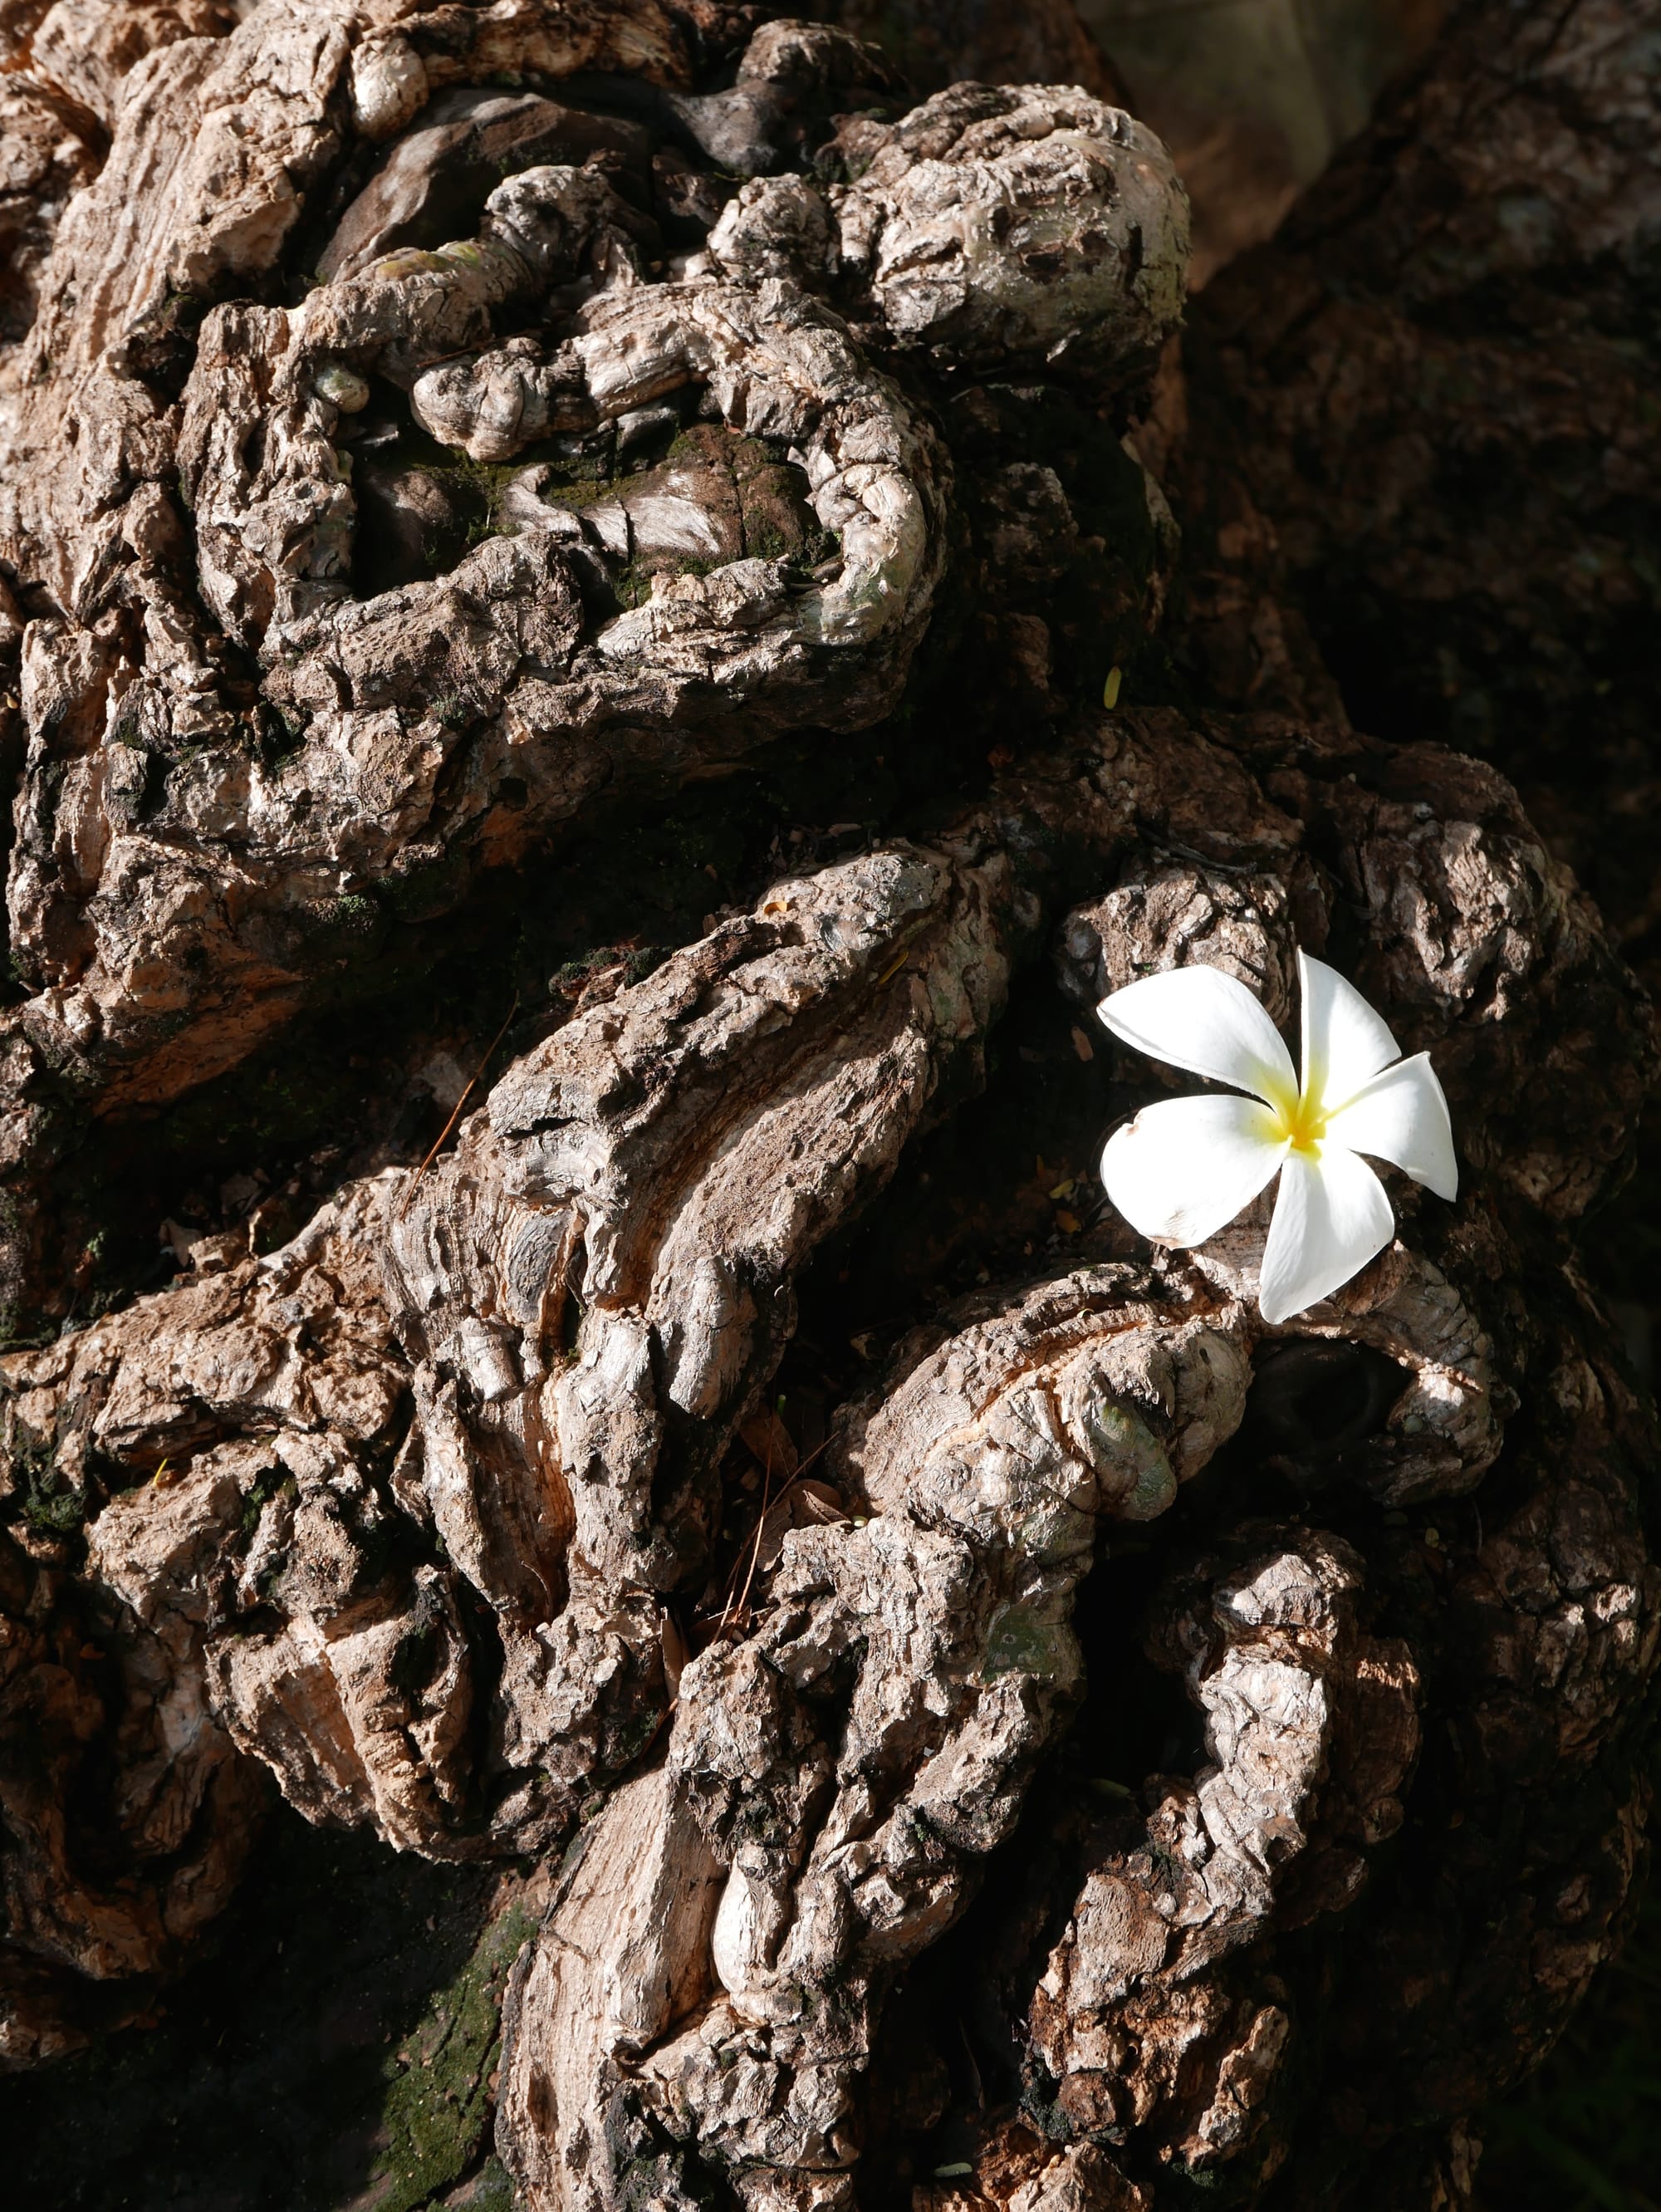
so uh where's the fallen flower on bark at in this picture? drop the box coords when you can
[1097,952,1457,1322]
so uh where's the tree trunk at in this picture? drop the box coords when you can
[0,4,1654,2210]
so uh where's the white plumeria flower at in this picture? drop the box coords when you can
[1096,952,1457,1325]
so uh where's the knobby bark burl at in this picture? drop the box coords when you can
[0,3,1654,2210]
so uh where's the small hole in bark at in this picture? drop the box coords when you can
[1071,1545,1207,1780]
[1246,1337,1410,1466]
[558,1238,588,1357]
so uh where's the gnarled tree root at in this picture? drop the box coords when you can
[0,715,1653,2212]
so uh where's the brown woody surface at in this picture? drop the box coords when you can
[0,3,1654,2210]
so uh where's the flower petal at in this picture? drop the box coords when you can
[1325,1052,1458,1200]
[1100,1093,1288,1247]
[1299,952,1400,1111]
[1098,966,1297,1112]
[1257,1145,1394,1325]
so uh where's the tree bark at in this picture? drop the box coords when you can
[0,5,1654,2210]
[1173,0,1661,972]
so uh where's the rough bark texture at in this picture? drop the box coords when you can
[0,3,1185,1337]
[0,3,1654,2210]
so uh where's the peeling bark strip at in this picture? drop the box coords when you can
[0,0,1655,2205]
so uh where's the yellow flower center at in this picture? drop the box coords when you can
[1273,1088,1328,1155]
